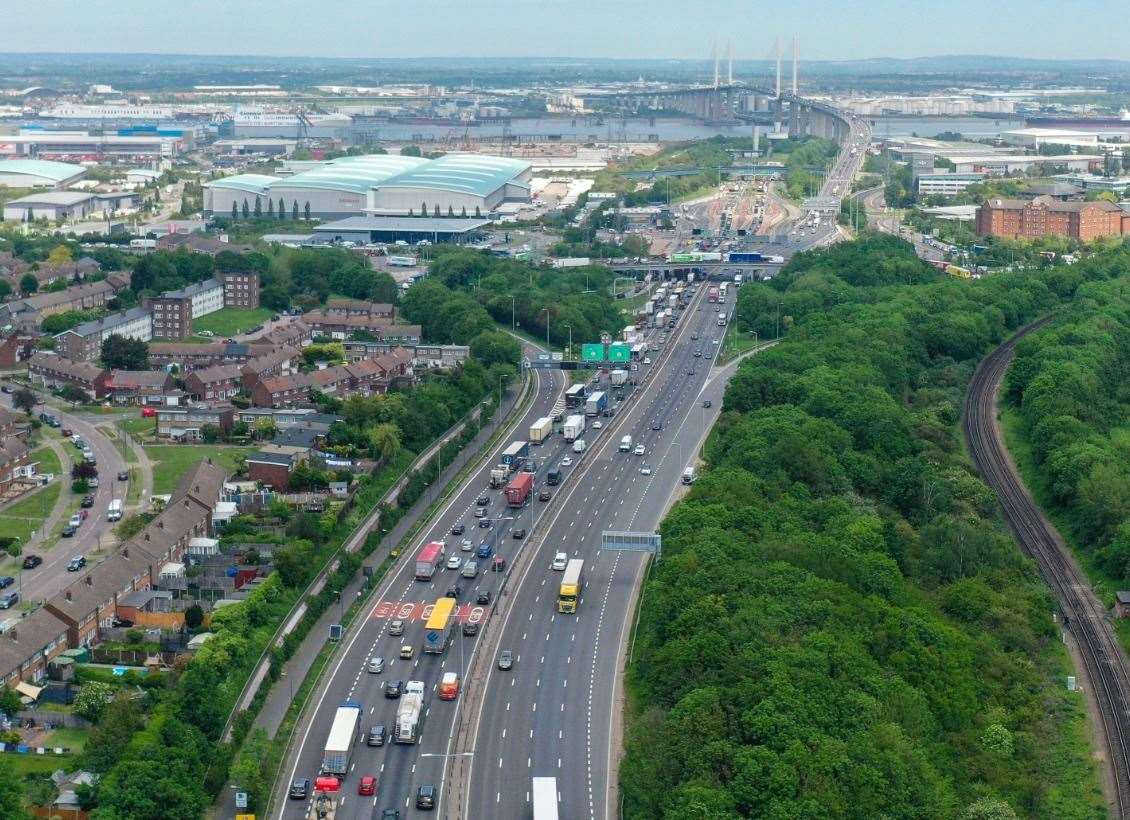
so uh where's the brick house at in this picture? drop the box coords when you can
[105,370,175,405]
[44,551,153,649]
[0,609,71,686]
[218,270,260,309]
[0,334,36,369]
[976,196,1130,241]
[324,298,394,318]
[155,404,234,441]
[246,449,296,491]
[249,372,315,408]
[28,353,110,399]
[240,345,301,390]
[0,437,33,494]
[148,342,255,371]
[184,364,243,401]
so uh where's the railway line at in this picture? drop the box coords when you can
[964,316,1130,818]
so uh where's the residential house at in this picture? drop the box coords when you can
[0,280,116,326]
[249,372,315,408]
[28,353,110,398]
[248,320,311,349]
[240,344,300,390]
[0,437,33,494]
[155,403,234,441]
[55,307,152,362]
[184,364,243,402]
[0,608,70,686]
[324,298,394,318]
[105,369,174,405]
[217,269,260,308]
[148,341,256,371]
[245,449,297,491]
[44,551,152,649]
[0,334,36,369]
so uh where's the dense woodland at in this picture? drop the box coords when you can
[1004,267,1130,586]
[621,234,1116,819]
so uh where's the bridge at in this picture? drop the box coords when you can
[606,258,786,279]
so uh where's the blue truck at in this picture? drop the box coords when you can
[727,252,763,263]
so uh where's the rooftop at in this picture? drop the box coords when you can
[204,173,279,196]
[275,154,429,195]
[375,153,531,197]
[5,191,94,207]
[0,158,86,183]
[313,216,490,235]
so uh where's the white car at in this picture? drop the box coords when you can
[640,464,652,476]
[367,657,384,674]
[460,538,473,551]
[643,357,652,365]
[447,554,463,569]
[712,339,720,345]
[592,420,603,429]
[633,444,645,456]
[552,552,568,571]
[560,456,573,467]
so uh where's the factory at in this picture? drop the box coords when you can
[0,158,87,189]
[0,128,189,160]
[202,153,533,221]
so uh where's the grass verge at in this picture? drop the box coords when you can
[143,445,251,495]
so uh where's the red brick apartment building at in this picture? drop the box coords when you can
[976,196,1130,241]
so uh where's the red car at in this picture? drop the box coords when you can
[141,406,157,417]
[358,775,377,796]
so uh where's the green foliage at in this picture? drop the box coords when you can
[621,234,1110,819]
[41,309,103,334]
[83,691,145,774]
[12,388,36,415]
[101,334,149,370]
[74,681,116,721]
[18,273,38,294]
[0,755,29,820]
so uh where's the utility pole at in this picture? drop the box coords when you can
[792,35,799,96]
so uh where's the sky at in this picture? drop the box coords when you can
[2,0,1127,61]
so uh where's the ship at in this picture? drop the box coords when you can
[1025,109,1130,128]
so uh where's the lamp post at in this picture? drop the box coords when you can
[541,308,550,349]
[562,324,572,359]
[508,295,516,329]
[776,302,782,340]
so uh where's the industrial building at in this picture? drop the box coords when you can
[0,130,186,160]
[947,154,1103,175]
[0,159,86,189]
[3,191,103,222]
[202,153,533,221]
[312,216,490,245]
[915,173,986,197]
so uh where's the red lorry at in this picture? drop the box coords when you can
[505,472,533,507]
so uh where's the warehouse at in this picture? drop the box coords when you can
[3,191,101,222]
[201,174,279,217]
[266,154,429,220]
[366,154,532,217]
[0,159,87,189]
[312,216,490,245]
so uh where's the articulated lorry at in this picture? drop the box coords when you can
[563,414,586,441]
[529,416,553,444]
[584,391,607,417]
[322,700,362,775]
[506,472,534,507]
[394,681,426,744]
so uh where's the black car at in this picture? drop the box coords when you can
[475,494,490,506]
[687,369,695,376]
[22,555,41,570]
[289,778,310,800]
[702,399,712,408]
[62,525,77,538]
[0,385,9,394]
[384,680,403,699]
[651,422,662,431]
[478,518,492,529]
[381,811,401,820]
[416,784,437,810]
[367,724,387,747]
[117,470,129,482]
[0,577,13,589]
[462,621,479,637]
[497,650,514,671]
[446,584,462,599]
[512,528,526,540]
[538,490,551,502]
[451,522,465,535]
[476,591,492,606]
[80,495,94,508]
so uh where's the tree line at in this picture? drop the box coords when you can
[621,234,1115,819]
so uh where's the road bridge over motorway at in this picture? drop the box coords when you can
[605,259,785,278]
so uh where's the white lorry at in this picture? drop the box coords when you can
[562,414,586,441]
[322,700,362,774]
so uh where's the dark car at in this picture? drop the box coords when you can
[538,489,551,502]
[511,528,526,540]
[0,577,13,589]
[289,778,311,800]
[462,621,479,637]
[384,680,403,699]
[651,422,662,431]
[381,811,401,820]
[497,650,514,671]
[446,584,462,599]
[117,470,129,481]
[67,555,85,571]
[80,495,94,508]
[22,555,41,570]
[0,592,19,610]
[62,525,77,538]
[451,522,465,535]
[415,784,437,810]
[0,385,9,394]
[61,428,72,437]
[702,399,712,408]
[477,518,492,529]
[367,725,387,747]
[476,494,490,506]
[491,555,506,572]
[687,369,695,376]
[476,591,492,606]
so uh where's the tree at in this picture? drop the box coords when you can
[0,687,22,716]
[273,538,315,587]
[0,756,30,820]
[278,197,285,219]
[184,603,204,629]
[448,204,454,217]
[58,384,89,404]
[0,281,11,300]
[231,201,238,220]
[242,199,250,219]
[253,418,278,440]
[72,461,98,480]
[266,197,274,217]
[422,201,428,216]
[1123,147,1130,174]
[74,681,115,722]
[18,272,38,294]
[460,205,467,217]
[253,196,262,218]
[47,244,73,266]
[200,424,220,443]
[304,201,311,221]
[474,205,481,218]
[367,423,401,463]
[292,200,300,220]
[400,144,422,157]
[101,335,149,370]
[12,388,36,415]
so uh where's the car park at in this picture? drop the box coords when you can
[367,657,385,674]
[385,680,403,698]
[552,552,568,571]
[497,650,514,671]
[388,620,404,636]
[446,554,463,570]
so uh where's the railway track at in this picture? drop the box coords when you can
[964,316,1130,818]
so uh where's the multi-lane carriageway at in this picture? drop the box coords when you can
[278,282,736,819]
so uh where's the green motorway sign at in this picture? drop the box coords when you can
[581,343,605,362]
[608,343,630,363]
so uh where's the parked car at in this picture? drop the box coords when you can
[0,592,18,609]
[62,525,77,538]
[21,555,41,570]
[117,470,129,481]
[702,399,712,408]
[0,577,12,590]
[80,495,94,508]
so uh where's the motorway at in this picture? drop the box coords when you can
[276,281,731,818]
[458,285,735,819]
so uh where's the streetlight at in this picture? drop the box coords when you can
[508,295,516,330]
[561,324,572,359]
[776,302,783,340]
[541,308,550,349]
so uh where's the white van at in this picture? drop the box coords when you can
[682,467,697,485]
[107,499,123,521]
[619,435,632,452]
[573,438,586,454]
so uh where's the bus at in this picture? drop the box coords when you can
[422,597,457,654]
[532,777,559,820]
[557,559,584,614]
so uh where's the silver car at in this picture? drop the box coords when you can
[461,560,479,579]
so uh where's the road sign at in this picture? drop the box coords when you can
[329,624,343,641]
[236,815,255,820]
[601,530,662,558]
[551,351,563,362]
[235,792,248,809]
[537,352,551,361]
[608,343,631,363]
[581,343,604,362]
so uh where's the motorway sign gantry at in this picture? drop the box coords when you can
[601,530,662,559]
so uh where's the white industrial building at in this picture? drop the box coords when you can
[945,154,1103,175]
[3,191,101,221]
[915,173,986,197]
[202,153,533,220]
[0,159,86,189]
[1000,128,1104,149]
